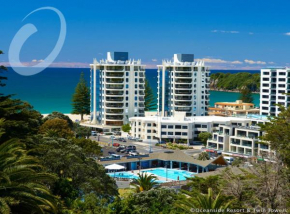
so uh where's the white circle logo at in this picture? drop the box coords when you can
[8,7,66,76]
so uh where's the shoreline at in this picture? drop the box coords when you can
[210,89,260,94]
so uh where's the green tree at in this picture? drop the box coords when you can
[198,152,210,161]
[0,50,7,88]
[72,137,102,158]
[176,188,233,213]
[121,123,131,133]
[259,105,290,167]
[132,173,159,192]
[72,72,90,120]
[43,111,74,129]
[198,132,212,146]
[39,118,74,138]
[239,87,253,103]
[186,175,221,195]
[109,188,181,214]
[0,97,43,142]
[74,123,91,138]
[145,79,156,111]
[0,129,58,213]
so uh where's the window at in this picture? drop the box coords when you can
[175,132,181,135]
[147,123,152,127]
[182,126,187,129]
[168,125,173,129]
[126,72,129,76]
[175,125,181,129]
[126,78,129,82]
[161,125,167,128]
[161,132,166,135]
[195,124,201,128]
[168,132,173,135]
[202,125,207,128]
[147,136,151,139]
[147,130,151,133]
[182,132,187,136]
[135,72,137,76]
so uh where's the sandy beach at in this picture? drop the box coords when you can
[42,114,90,122]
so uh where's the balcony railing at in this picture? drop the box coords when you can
[139,91,145,95]
[106,115,123,120]
[106,72,124,77]
[106,103,123,108]
[106,121,123,126]
[106,91,124,95]
[139,97,144,101]
[139,85,144,89]
[175,79,192,83]
[175,101,192,106]
[176,84,192,89]
[175,96,192,100]
[106,97,124,102]
[139,104,145,108]
[175,90,192,94]
[106,66,124,71]
[175,73,192,77]
[106,78,124,83]
[175,107,191,111]
[106,85,123,89]
[106,109,124,114]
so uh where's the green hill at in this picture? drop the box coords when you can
[210,72,260,92]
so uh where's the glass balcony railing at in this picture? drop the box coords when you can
[175,107,191,111]
[106,109,124,114]
[106,115,123,120]
[175,73,192,77]
[176,84,192,89]
[106,72,124,77]
[106,121,123,126]
[106,97,124,102]
[175,96,192,100]
[175,79,192,83]
[175,101,192,106]
[106,78,124,83]
[106,85,123,89]
[106,103,123,108]
[106,91,124,95]
[175,90,192,94]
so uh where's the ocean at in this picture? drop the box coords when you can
[1,67,260,114]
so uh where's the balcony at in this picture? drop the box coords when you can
[139,110,145,114]
[106,85,123,89]
[106,72,124,77]
[175,73,192,77]
[106,91,124,96]
[175,67,192,71]
[175,79,192,83]
[176,84,192,89]
[106,121,123,126]
[139,85,144,89]
[139,97,144,101]
[106,115,123,120]
[139,79,145,83]
[175,90,192,95]
[175,107,191,111]
[139,103,145,108]
[106,103,123,108]
[106,97,124,102]
[139,73,144,77]
[139,91,145,95]
[106,66,124,71]
[106,78,124,83]
[175,101,192,106]
[175,96,192,100]
[106,109,124,114]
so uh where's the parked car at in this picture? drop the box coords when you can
[110,136,116,140]
[113,143,120,147]
[127,145,136,150]
[224,156,234,165]
[120,149,127,153]
[120,139,127,142]
[129,151,139,156]
[108,151,116,155]
[116,145,126,152]
[91,131,97,136]
[111,154,121,158]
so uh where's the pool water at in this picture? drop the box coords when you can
[142,168,195,180]
[107,172,138,179]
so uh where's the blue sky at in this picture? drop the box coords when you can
[1,0,290,69]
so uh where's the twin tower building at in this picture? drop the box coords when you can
[90,52,210,132]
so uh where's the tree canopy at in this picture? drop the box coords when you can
[121,123,131,133]
[39,118,74,138]
[198,132,212,146]
[239,87,254,103]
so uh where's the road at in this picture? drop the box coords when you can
[90,135,172,154]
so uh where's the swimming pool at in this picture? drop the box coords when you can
[142,168,195,180]
[107,172,138,179]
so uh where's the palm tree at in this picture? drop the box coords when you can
[176,188,233,213]
[198,152,210,161]
[0,123,58,213]
[132,173,159,192]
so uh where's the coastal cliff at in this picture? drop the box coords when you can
[210,72,260,93]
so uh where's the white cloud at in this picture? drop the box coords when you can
[211,30,239,34]
[244,59,266,65]
[268,61,275,65]
[284,32,290,36]
[152,59,158,62]
[196,58,242,64]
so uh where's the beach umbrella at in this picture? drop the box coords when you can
[105,164,126,178]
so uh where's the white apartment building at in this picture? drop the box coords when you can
[207,117,271,157]
[89,52,145,132]
[129,112,250,145]
[157,54,210,117]
[260,67,290,116]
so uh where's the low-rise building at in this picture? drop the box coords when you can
[207,117,272,157]
[129,112,252,145]
[208,100,259,116]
